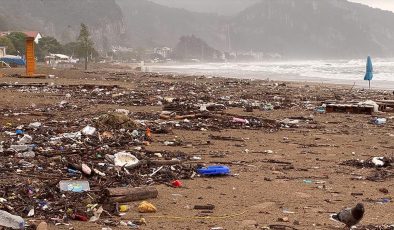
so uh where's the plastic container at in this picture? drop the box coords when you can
[59,180,90,192]
[9,144,34,152]
[197,166,230,176]
[113,151,139,168]
[15,130,23,135]
[171,180,182,187]
[15,151,35,158]
[0,210,24,229]
[81,125,96,136]
[374,118,387,125]
[315,106,326,113]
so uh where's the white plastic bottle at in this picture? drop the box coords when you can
[0,210,24,229]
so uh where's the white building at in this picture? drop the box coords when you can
[0,46,6,58]
[45,54,78,68]
[0,31,42,44]
[154,47,172,58]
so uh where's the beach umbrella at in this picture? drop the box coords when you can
[364,56,373,89]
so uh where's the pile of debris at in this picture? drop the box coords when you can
[0,111,198,224]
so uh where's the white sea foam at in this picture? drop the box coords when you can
[151,58,394,89]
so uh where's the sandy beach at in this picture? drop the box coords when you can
[0,65,393,230]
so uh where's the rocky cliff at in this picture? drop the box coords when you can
[117,0,394,58]
[229,0,394,58]
[0,0,126,51]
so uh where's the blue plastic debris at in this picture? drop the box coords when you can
[197,165,230,176]
[15,129,24,135]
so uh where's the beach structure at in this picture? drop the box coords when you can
[364,56,373,89]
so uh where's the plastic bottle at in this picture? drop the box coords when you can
[9,144,34,152]
[59,180,90,192]
[15,151,35,158]
[0,210,25,229]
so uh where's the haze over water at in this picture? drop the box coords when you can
[152,58,394,90]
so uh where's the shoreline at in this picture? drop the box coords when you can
[148,68,394,91]
[148,60,394,90]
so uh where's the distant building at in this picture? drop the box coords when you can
[0,31,42,43]
[45,53,78,68]
[154,47,172,58]
[23,31,42,43]
[112,46,134,52]
[0,46,6,58]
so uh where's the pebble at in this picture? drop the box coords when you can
[36,221,48,230]
[277,217,289,222]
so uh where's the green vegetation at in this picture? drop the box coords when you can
[77,23,95,70]
[0,36,16,54]
[5,32,26,55]
[35,36,64,60]
[0,24,98,63]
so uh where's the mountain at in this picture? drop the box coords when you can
[0,0,125,51]
[2,0,394,58]
[148,0,259,15]
[172,35,223,61]
[115,0,226,48]
[228,0,394,58]
[118,0,394,58]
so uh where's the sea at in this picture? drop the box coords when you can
[150,58,394,90]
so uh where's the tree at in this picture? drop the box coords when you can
[6,32,26,55]
[38,37,63,54]
[63,42,79,57]
[0,36,16,55]
[77,23,94,70]
[37,36,64,61]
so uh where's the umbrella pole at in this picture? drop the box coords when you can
[369,80,371,89]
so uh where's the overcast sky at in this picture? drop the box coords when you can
[350,0,394,12]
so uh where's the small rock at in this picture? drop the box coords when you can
[379,188,389,194]
[278,217,289,222]
[82,163,92,175]
[36,221,48,230]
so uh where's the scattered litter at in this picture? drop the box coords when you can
[81,125,97,135]
[138,201,157,213]
[0,210,24,229]
[113,151,140,168]
[59,180,90,192]
[197,166,230,176]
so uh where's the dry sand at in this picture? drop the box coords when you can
[0,65,393,230]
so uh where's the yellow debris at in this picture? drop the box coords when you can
[138,201,157,213]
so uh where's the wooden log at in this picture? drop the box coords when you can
[105,187,158,203]
[148,159,183,165]
[194,204,215,210]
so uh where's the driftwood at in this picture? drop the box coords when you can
[209,135,245,142]
[105,186,158,203]
[148,159,183,165]
[194,204,215,210]
[269,225,299,230]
